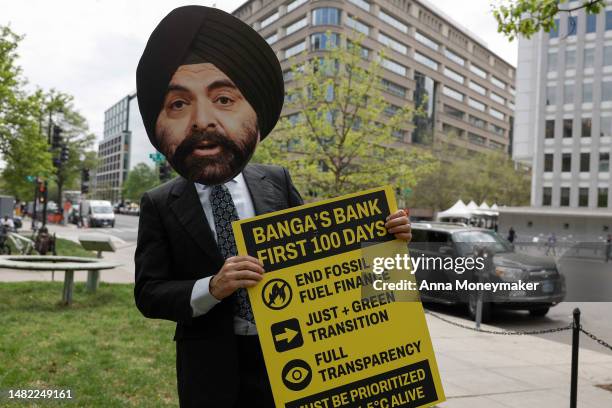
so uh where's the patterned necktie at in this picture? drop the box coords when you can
[210,184,255,323]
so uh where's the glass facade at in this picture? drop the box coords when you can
[311,32,339,50]
[413,71,437,144]
[312,8,340,26]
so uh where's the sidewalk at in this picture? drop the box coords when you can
[428,312,612,407]
[0,222,135,284]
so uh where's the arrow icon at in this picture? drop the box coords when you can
[271,318,303,352]
[274,327,299,343]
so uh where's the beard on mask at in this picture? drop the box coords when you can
[159,122,258,185]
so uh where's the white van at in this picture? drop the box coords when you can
[81,200,115,228]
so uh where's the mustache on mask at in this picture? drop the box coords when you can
[173,129,240,158]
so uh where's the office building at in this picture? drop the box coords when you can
[506,2,612,238]
[94,93,156,202]
[232,0,516,152]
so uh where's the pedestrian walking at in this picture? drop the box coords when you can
[507,226,516,243]
[545,233,557,256]
[606,234,612,263]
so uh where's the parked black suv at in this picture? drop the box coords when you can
[410,222,566,321]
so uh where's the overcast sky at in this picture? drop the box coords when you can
[3,0,517,144]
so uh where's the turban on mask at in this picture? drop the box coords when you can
[136,6,284,150]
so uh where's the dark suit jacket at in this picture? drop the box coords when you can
[134,163,303,407]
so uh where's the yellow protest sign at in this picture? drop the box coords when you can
[233,186,445,408]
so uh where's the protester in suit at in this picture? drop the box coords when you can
[134,6,412,408]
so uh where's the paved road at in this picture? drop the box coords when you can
[87,214,139,243]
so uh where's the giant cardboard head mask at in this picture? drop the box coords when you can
[136,6,284,185]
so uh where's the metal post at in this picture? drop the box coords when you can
[31,180,38,231]
[570,308,580,408]
[42,180,48,227]
[62,270,74,305]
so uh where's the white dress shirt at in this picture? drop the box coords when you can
[189,172,259,335]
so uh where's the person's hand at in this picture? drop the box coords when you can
[209,255,265,300]
[385,209,412,242]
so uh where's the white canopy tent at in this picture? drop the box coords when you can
[436,200,472,221]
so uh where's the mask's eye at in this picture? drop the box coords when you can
[170,100,186,110]
[216,96,233,105]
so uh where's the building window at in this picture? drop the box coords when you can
[444,104,465,120]
[605,46,612,66]
[489,108,504,121]
[469,80,486,95]
[606,10,612,30]
[348,0,370,12]
[580,152,590,172]
[312,8,340,26]
[602,117,612,137]
[490,92,505,105]
[260,11,279,28]
[491,76,506,89]
[584,48,595,68]
[562,153,572,172]
[468,97,486,112]
[443,67,464,84]
[469,115,487,129]
[579,188,589,207]
[546,86,556,106]
[415,32,439,51]
[265,32,278,45]
[567,16,577,36]
[470,64,487,79]
[489,123,505,136]
[581,118,592,138]
[285,17,308,35]
[598,188,608,207]
[545,120,555,138]
[603,81,612,101]
[587,13,597,33]
[378,10,408,33]
[414,52,439,70]
[381,79,407,98]
[583,83,593,103]
[547,51,557,72]
[347,40,370,59]
[563,119,573,138]
[489,140,505,150]
[311,32,339,50]
[287,0,308,13]
[413,71,437,144]
[549,18,560,38]
[543,187,552,206]
[443,123,464,137]
[563,84,574,105]
[378,32,408,54]
[468,132,486,146]
[566,48,576,69]
[544,153,554,172]
[380,58,407,76]
[560,187,571,206]
[284,41,306,58]
[345,15,370,35]
[598,152,611,173]
[443,86,464,102]
[444,48,465,66]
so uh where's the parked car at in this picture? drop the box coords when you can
[80,200,115,228]
[410,222,566,322]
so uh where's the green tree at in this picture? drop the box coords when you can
[492,0,604,40]
[254,34,436,202]
[0,26,53,200]
[122,163,160,201]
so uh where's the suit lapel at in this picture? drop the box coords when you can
[243,165,277,215]
[169,177,224,266]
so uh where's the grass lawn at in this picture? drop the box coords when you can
[0,282,177,407]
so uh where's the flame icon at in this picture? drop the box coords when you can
[262,279,292,310]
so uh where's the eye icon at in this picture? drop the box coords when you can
[281,359,312,391]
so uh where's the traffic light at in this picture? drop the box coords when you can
[60,144,69,162]
[159,162,171,182]
[52,125,63,149]
[81,169,90,193]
